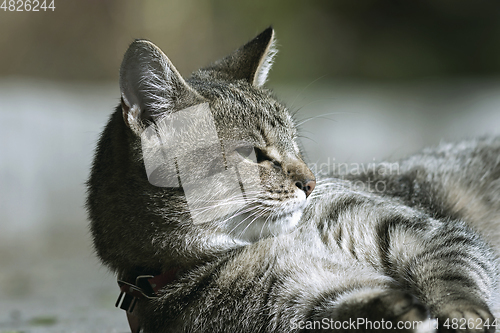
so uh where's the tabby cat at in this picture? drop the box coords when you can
[87,27,500,332]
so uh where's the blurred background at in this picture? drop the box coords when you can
[1,0,500,331]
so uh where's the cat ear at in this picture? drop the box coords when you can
[206,27,277,87]
[120,39,204,134]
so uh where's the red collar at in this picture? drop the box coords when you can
[115,268,181,333]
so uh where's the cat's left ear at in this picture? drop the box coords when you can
[206,27,277,87]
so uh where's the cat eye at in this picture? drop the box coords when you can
[254,148,269,164]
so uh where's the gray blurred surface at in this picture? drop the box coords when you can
[0,78,499,332]
[278,79,500,166]
[0,79,129,333]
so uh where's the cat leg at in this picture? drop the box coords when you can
[382,218,498,333]
[309,185,498,333]
[306,288,435,333]
[272,243,434,333]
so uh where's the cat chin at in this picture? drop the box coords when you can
[224,208,304,244]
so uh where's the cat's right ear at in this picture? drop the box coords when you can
[119,39,204,134]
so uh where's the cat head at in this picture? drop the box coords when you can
[118,27,315,243]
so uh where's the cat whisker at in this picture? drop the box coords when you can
[295,112,351,127]
[296,133,318,145]
[259,209,276,239]
[227,207,266,235]
[188,201,261,222]
[288,75,328,110]
[219,203,263,225]
[180,191,264,216]
[236,210,266,238]
[236,206,277,239]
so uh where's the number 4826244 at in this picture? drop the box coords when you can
[1,0,55,11]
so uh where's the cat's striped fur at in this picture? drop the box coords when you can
[87,28,500,332]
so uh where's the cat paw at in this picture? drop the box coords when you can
[436,303,495,333]
[360,290,435,333]
[311,289,435,332]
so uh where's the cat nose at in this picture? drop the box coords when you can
[295,179,316,198]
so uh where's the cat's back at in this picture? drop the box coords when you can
[338,135,500,249]
[409,136,500,247]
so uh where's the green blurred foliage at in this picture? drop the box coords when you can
[1,0,500,82]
